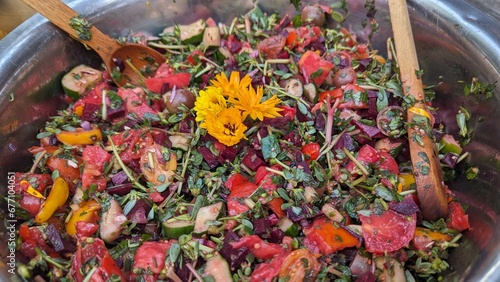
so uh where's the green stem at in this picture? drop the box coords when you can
[125,59,146,85]
[343,147,369,175]
[108,138,148,192]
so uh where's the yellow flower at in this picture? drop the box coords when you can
[230,85,282,121]
[210,71,252,98]
[194,87,227,122]
[203,107,248,146]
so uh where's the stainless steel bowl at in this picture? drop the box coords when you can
[1,0,499,281]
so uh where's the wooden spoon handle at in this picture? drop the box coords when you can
[20,0,121,61]
[388,0,448,221]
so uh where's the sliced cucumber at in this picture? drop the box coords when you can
[62,65,102,99]
[203,27,221,48]
[162,218,195,239]
[374,256,406,282]
[439,134,462,155]
[180,19,206,44]
[277,217,299,237]
[194,202,223,235]
[203,253,233,282]
[169,134,192,151]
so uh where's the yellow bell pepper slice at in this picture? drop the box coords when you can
[56,128,102,145]
[408,106,431,119]
[398,173,416,193]
[35,177,69,223]
[66,199,101,236]
[20,180,46,199]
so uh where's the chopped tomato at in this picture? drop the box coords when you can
[117,87,157,120]
[186,49,204,65]
[303,219,360,255]
[225,173,249,190]
[278,105,297,120]
[109,129,154,164]
[337,84,368,109]
[279,249,321,282]
[376,150,399,175]
[16,173,53,217]
[133,241,171,275]
[257,35,286,59]
[75,221,99,239]
[319,88,343,102]
[145,73,191,93]
[286,26,321,51]
[250,251,289,282]
[298,50,334,86]
[227,181,258,216]
[46,155,82,189]
[81,145,111,191]
[230,235,285,260]
[154,63,174,77]
[254,165,280,191]
[345,144,380,175]
[446,201,470,232]
[301,142,321,161]
[267,197,286,218]
[19,224,55,258]
[70,238,124,282]
[359,210,417,253]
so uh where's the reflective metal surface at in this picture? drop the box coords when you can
[0,0,499,281]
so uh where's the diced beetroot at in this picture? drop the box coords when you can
[333,133,356,152]
[219,230,250,270]
[106,183,133,196]
[225,34,243,53]
[45,224,76,253]
[198,146,220,169]
[442,152,460,168]
[389,195,420,215]
[242,149,266,171]
[220,145,239,163]
[126,199,152,224]
[145,73,191,93]
[350,120,385,139]
[283,130,303,147]
[81,103,101,122]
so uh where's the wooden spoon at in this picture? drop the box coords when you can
[21,0,165,87]
[388,0,448,221]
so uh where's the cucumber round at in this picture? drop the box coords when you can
[62,64,102,99]
[162,219,195,239]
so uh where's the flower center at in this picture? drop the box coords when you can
[224,123,236,136]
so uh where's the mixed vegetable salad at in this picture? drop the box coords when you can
[13,2,475,282]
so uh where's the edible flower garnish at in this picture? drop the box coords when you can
[195,71,282,146]
[230,84,282,121]
[210,71,252,98]
[193,86,227,122]
[203,107,248,146]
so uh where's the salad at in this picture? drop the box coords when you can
[13,2,473,282]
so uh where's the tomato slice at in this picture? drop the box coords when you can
[278,249,321,282]
[359,210,417,253]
